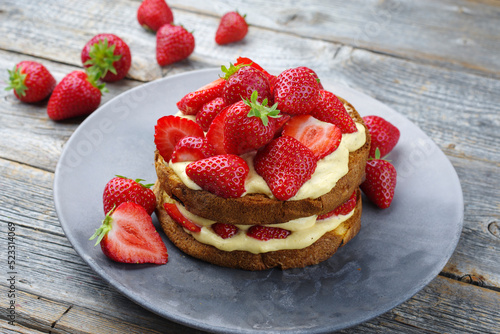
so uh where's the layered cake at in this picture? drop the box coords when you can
[153,60,370,270]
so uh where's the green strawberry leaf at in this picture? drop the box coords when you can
[5,65,28,97]
[244,90,281,126]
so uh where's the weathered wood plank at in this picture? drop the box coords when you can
[0,50,143,172]
[166,0,500,78]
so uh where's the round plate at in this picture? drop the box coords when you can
[54,68,464,333]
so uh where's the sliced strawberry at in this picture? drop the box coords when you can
[154,115,204,161]
[212,223,238,239]
[318,190,357,220]
[186,154,249,198]
[362,115,400,158]
[163,203,201,233]
[310,90,357,133]
[247,225,291,241]
[176,78,225,115]
[206,107,230,155]
[254,136,317,201]
[171,136,215,162]
[90,202,168,264]
[282,114,342,159]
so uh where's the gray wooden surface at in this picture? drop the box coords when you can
[1,0,499,333]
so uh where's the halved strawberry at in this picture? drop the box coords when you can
[163,203,201,233]
[171,136,215,162]
[317,190,357,220]
[254,136,317,201]
[176,78,225,115]
[310,90,357,134]
[90,202,168,264]
[186,154,249,198]
[212,223,238,239]
[154,115,204,161]
[196,97,229,132]
[282,114,342,160]
[247,225,291,241]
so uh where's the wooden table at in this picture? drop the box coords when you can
[1,0,499,333]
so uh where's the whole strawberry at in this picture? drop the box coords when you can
[90,202,168,264]
[103,176,157,215]
[360,149,397,209]
[176,78,225,115]
[186,154,249,198]
[215,11,248,45]
[5,61,56,103]
[137,0,174,32]
[273,67,321,115]
[81,34,132,82]
[207,91,281,155]
[310,90,357,133]
[156,24,195,66]
[222,63,272,104]
[363,115,400,158]
[47,71,105,121]
[254,135,317,201]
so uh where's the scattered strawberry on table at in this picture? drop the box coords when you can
[102,176,157,215]
[137,0,174,32]
[215,11,248,45]
[6,61,56,103]
[46,71,105,121]
[81,33,132,82]
[156,24,195,66]
[90,202,168,264]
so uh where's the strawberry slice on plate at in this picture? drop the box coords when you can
[154,115,204,161]
[89,202,168,264]
[176,78,225,115]
[247,225,291,241]
[163,203,202,233]
[282,114,342,160]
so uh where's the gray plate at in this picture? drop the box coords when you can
[53,68,464,334]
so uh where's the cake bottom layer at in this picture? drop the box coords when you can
[154,185,362,271]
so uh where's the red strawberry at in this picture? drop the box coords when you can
[273,113,291,138]
[196,97,229,131]
[81,34,132,82]
[47,71,105,121]
[273,67,321,115]
[212,223,238,239]
[156,24,195,66]
[137,0,174,32]
[318,190,357,220]
[154,115,204,161]
[185,154,249,198]
[254,136,317,201]
[103,176,156,215]
[215,11,248,45]
[282,114,342,160]
[205,107,229,155]
[222,63,272,104]
[6,61,56,103]
[219,92,280,154]
[171,136,215,162]
[360,151,397,209]
[176,78,225,115]
[310,90,357,133]
[247,225,290,241]
[363,115,400,158]
[90,202,168,264]
[163,202,201,232]
[296,66,324,89]
[234,57,275,83]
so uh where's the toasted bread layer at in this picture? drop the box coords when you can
[154,97,370,225]
[154,187,362,271]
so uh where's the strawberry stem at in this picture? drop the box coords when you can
[89,207,115,246]
[84,38,122,80]
[244,90,281,126]
[220,62,250,80]
[5,65,28,97]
